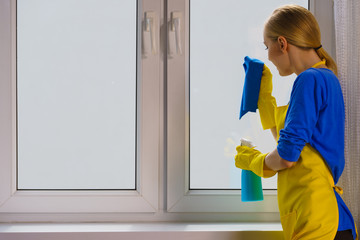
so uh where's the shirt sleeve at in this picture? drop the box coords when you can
[277,70,326,162]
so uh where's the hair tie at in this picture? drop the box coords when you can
[314,45,322,50]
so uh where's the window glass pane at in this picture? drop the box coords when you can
[190,0,308,189]
[17,0,137,190]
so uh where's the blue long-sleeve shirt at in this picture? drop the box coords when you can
[277,68,344,183]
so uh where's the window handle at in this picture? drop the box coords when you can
[143,11,157,57]
[169,11,182,57]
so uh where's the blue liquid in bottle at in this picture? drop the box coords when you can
[240,139,264,202]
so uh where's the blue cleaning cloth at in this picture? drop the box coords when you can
[239,56,264,119]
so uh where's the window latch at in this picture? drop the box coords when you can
[143,11,157,57]
[169,11,182,57]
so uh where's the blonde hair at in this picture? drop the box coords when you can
[264,5,337,75]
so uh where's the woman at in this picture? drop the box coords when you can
[235,5,357,240]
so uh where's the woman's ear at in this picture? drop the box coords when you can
[277,36,288,52]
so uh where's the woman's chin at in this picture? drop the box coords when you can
[278,69,293,77]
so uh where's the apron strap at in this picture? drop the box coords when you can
[333,185,344,195]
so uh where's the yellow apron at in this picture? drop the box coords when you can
[275,105,340,239]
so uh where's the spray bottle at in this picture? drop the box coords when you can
[240,138,264,202]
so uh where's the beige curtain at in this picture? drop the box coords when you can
[334,0,360,226]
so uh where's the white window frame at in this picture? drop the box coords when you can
[0,0,334,222]
[166,0,335,214]
[0,0,161,219]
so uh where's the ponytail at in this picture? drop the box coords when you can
[315,47,338,76]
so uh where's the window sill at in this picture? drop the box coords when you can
[0,223,283,240]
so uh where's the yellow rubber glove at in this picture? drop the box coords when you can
[235,145,277,178]
[258,64,277,130]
